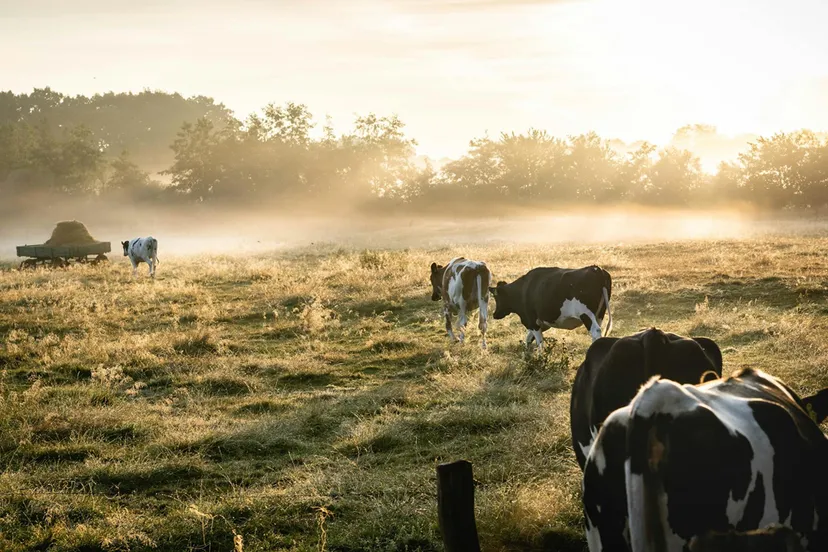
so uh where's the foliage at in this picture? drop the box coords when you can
[6,87,828,210]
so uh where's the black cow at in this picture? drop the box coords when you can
[489,265,612,349]
[570,327,723,470]
[582,368,828,552]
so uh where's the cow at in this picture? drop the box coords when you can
[430,257,491,349]
[122,237,159,278]
[488,265,612,349]
[582,368,828,552]
[570,327,723,470]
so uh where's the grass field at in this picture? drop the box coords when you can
[2,234,828,552]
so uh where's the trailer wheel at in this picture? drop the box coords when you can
[51,258,67,269]
[92,254,108,265]
[19,259,37,270]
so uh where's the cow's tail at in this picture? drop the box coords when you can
[626,383,671,552]
[150,238,159,264]
[600,269,613,337]
[601,286,613,337]
[477,269,490,319]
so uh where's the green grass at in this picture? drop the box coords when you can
[1,237,828,551]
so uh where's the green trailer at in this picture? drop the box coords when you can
[16,241,111,269]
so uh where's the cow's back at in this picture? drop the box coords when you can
[442,257,490,310]
[521,266,607,313]
[571,328,723,470]
[624,372,827,552]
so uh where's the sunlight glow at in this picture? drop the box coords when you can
[2,0,828,163]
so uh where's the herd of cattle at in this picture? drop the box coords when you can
[430,256,828,552]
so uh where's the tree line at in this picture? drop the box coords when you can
[3,88,828,212]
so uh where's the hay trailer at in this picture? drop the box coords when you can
[16,242,111,269]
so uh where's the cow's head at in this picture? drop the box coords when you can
[121,241,129,256]
[489,281,510,319]
[430,262,445,301]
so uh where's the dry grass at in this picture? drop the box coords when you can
[1,236,828,551]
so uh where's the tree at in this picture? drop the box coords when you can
[163,118,222,200]
[738,131,822,208]
[564,132,619,202]
[645,147,703,205]
[610,142,655,203]
[105,151,154,194]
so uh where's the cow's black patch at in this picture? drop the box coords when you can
[737,471,765,531]
[750,400,819,539]
[627,407,754,542]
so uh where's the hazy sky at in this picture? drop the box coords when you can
[3,0,828,158]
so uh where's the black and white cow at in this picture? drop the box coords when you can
[489,265,612,349]
[122,237,159,278]
[430,257,491,349]
[570,328,722,470]
[582,368,828,552]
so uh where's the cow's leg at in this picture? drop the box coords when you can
[525,330,535,348]
[534,330,544,353]
[478,305,488,350]
[148,258,155,278]
[130,259,138,278]
[444,304,456,342]
[456,299,467,344]
[580,312,602,342]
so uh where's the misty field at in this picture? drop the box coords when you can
[2,236,828,552]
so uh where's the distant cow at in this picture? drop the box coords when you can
[489,265,612,349]
[122,237,159,278]
[582,368,828,552]
[570,327,722,469]
[430,257,491,349]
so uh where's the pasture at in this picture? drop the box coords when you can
[1,234,828,552]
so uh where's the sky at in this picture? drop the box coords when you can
[2,0,828,160]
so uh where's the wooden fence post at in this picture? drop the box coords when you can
[437,460,481,552]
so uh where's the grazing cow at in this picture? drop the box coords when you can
[570,327,723,470]
[430,257,491,349]
[122,237,159,278]
[689,524,805,552]
[489,265,612,349]
[582,368,828,552]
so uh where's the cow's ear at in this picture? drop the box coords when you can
[431,262,438,273]
[497,281,506,287]
[489,287,498,297]
[801,389,828,425]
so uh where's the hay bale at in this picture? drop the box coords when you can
[44,220,98,246]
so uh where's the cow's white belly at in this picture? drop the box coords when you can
[551,298,592,329]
